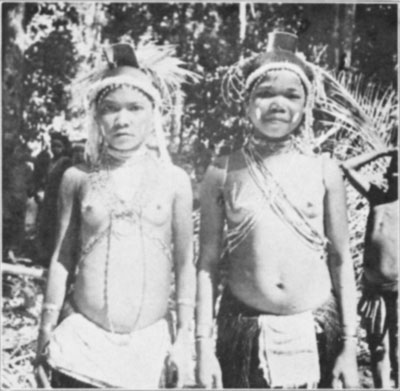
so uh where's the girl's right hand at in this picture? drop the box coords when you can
[34,329,52,388]
[195,340,222,388]
[35,328,51,366]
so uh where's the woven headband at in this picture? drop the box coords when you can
[246,62,313,96]
[89,75,162,107]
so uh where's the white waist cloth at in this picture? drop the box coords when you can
[47,313,170,388]
[258,311,320,388]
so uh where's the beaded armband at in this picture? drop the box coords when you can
[42,303,61,312]
[177,298,195,308]
[195,322,214,340]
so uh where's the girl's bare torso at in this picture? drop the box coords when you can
[70,158,175,333]
[364,199,399,285]
[224,151,332,314]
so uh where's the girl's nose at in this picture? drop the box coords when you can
[269,99,284,112]
[115,108,131,126]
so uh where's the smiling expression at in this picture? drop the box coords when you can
[96,86,154,152]
[247,69,307,140]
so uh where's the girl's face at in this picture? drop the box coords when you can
[247,69,307,140]
[96,86,154,152]
[51,139,66,158]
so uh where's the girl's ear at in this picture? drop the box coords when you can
[145,127,158,149]
[96,116,105,138]
[245,102,251,117]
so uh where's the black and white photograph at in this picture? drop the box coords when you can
[1,1,398,389]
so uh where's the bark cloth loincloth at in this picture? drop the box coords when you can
[216,288,342,388]
[45,312,170,388]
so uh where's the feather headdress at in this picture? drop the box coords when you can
[72,41,199,164]
[222,31,397,154]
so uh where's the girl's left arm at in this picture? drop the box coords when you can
[323,158,359,389]
[169,166,196,387]
[172,166,196,336]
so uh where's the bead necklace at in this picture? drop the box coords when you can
[249,133,296,155]
[243,141,328,257]
[225,136,296,254]
[83,151,160,333]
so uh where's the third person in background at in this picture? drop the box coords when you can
[342,148,398,389]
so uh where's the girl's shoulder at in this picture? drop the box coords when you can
[165,163,193,200]
[159,162,191,187]
[295,151,337,170]
[61,164,90,192]
[64,163,91,177]
[168,163,191,182]
[290,153,341,190]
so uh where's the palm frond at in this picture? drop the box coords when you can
[313,68,397,157]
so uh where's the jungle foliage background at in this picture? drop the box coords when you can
[1,2,398,389]
[2,2,397,177]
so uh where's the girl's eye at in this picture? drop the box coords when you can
[127,104,142,111]
[100,104,119,114]
[255,90,273,99]
[287,94,301,100]
[99,103,143,114]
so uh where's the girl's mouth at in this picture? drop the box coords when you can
[262,116,288,123]
[114,132,133,137]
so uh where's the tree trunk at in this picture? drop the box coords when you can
[2,4,28,256]
[340,4,356,70]
[239,3,247,59]
[2,2,27,207]
[2,3,26,147]
[177,4,188,154]
[331,4,341,70]
[75,3,104,61]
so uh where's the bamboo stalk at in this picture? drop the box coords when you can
[9,352,34,365]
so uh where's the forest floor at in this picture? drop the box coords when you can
[1,260,383,389]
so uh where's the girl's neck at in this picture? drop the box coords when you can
[249,133,295,156]
[101,145,148,169]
